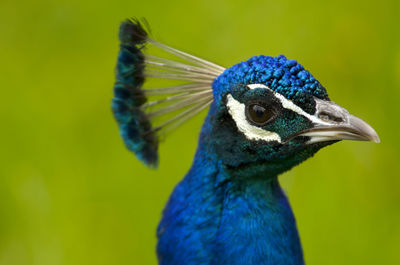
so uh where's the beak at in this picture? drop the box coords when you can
[294,98,380,144]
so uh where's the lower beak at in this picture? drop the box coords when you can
[294,98,380,144]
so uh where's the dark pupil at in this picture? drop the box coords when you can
[248,104,273,125]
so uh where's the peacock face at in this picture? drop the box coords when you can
[209,56,379,175]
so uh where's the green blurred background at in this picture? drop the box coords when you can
[1,0,399,264]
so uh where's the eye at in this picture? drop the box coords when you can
[246,103,277,126]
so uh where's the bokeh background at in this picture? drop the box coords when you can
[1,0,400,264]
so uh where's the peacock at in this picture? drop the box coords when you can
[111,19,380,265]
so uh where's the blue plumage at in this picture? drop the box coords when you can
[157,104,307,265]
[213,55,329,113]
[112,19,380,265]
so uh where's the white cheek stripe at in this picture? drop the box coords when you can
[226,94,282,143]
[247,84,330,126]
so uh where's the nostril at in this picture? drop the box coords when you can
[333,117,344,123]
[318,111,344,123]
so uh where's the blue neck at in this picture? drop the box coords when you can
[156,109,304,265]
[157,149,304,265]
[212,174,304,265]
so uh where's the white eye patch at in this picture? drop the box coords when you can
[226,84,330,143]
[226,94,282,143]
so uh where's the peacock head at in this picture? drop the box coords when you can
[112,19,379,170]
[206,55,380,177]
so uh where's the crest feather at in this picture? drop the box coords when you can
[112,18,224,167]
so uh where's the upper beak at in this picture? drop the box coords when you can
[294,98,380,144]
